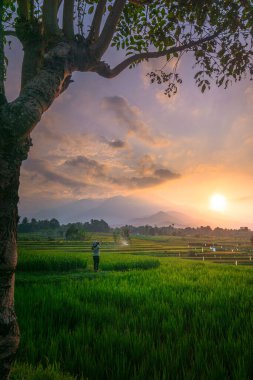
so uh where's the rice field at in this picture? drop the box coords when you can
[11,235,253,379]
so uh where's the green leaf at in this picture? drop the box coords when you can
[88,5,94,14]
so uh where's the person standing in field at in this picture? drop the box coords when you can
[91,241,101,272]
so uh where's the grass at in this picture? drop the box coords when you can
[11,236,253,379]
[11,363,76,380]
[17,250,88,272]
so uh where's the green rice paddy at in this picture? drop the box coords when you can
[11,235,253,379]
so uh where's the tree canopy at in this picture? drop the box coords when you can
[1,0,253,106]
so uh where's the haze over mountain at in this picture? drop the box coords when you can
[19,195,228,227]
[20,196,161,225]
[130,210,199,228]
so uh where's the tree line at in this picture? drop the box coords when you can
[18,217,111,238]
[18,217,252,240]
[126,224,253,239]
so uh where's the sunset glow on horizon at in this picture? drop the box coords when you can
[5,39,253,229]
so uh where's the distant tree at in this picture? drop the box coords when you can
[86,219,110,232]
[49,218,60,230]
[18,217,61,234]
[18,216,32,233]
[121,226,131,243]
[1,1,253,376]
[250,235,253,246]
[113,229,121,244]
[65,224,85,240]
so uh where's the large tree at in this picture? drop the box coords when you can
[0,0,252,378]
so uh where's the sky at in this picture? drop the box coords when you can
[5,38,253,229]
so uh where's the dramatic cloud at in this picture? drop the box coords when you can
[10,39,253,227]
[101,96,167,145]
[63,155,106,177]
[109,156,180,189]
[21,150,180,198]
[103,138,126,148]
[62,154,180,190]
[23,159,86,189]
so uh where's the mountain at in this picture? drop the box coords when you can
[130,210,196,227]
[83,196,160,225]
[25,196,160,225]
[22,195,233,228]
[25,198,104,223]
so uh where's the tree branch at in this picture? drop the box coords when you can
[4,30,17,37]
[87,0,107,43]
[43,0,60,36]
[0,42,75,138]
[60,75,74,94]
[94,30,222,78]
[29,0,34,20]
[91,0,127,58]
[20,42,44,90]
[129,0,153,5]
[63,0,74,39]
[17,0,29,20]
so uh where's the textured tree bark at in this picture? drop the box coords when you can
[0,132,31,380]
[0,34,95,379]
[21,41,43,89]
[0,42,81,379]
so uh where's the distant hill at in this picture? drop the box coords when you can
[82,196,160,225]
[20,195,243,228]
[27,198,104,223]
[130,210,197,227]
[26,196,160,225]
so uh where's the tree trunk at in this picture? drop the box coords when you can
[0,131,31,380]
[0,39,88,378]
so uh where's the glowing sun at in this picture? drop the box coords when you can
[209,194,227,212]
